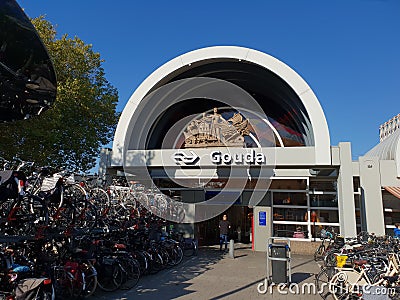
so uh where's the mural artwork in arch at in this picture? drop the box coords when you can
[183,107,250,148]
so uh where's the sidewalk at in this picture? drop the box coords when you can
[93,243,322,300]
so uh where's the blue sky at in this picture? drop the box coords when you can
[18,0,400,159]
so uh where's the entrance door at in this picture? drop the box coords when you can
[195,206,253,246]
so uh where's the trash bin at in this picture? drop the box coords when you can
[270,243,289,283]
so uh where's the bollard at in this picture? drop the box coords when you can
[229,239,234,258]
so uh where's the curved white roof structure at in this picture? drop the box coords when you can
[112,46,331,166]
[365,129,400,177]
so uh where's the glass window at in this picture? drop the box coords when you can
[269,179,307,190]
[309,209,339,223]
[354,194,361,209]
[355,210,362,226]
[313,225,340,239]
[273,192,307,206]
[353,177,360,193]
[310,194,338,208]
[384,212,400,225]
[386,228,395,236]
[273,208,307,222]
[309,180,337,192]
[383,191,400,210]
[273,224,308,238]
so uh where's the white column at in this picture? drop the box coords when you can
[337,142,357,237]
[359,156,385,235]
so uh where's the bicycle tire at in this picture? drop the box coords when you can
[96,262,123,292]
[173,245,184,265]
[315,266,337,299]
[81,263,98,298]
[183,241,196,257]
[131,250,148,275]
[119,256,140,290]
[148,252,163,274]
[89,187,110,213]
[324,250,338,267]
[314,244,326,262]
[329,270,366,300]
[73,200,97,229]
[35,285,55,300]
[52,266,75,300]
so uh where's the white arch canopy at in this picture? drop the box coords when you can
[112,46,331,166]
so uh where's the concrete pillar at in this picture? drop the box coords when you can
[229,239,235,258]
[253,206,271,252]
[359,156,385,235]
[337,142,357,237]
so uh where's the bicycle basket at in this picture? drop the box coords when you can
[320,229,327,238]
[336,255,348,268]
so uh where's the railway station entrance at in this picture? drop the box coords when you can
[108,46,370,249]
[196,205,253,246]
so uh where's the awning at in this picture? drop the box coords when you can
[384,186,400,199]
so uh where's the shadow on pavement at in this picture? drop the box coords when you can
[291,272,313,283]
[234,254,248,258]
[92,247,225,300]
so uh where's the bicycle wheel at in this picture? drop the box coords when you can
[96,260,123,292]
[131,251,148,275]
[323,293,339,300]
[88,187,110,214]
[119,256,140,290]
[316,266,337,299]
[73,201,97,229]
[324,250,338,267]
[314,244,326,262]
[32,283,55,300]
[171,245,184,265]
[21,194,49,236]
[148,252,163,274]
[329,270,365,300]
[3,195,44,236]
[81,263,98,298]
[183,240,196,257]
[49,184,87,231]
[52,266,74,300]
[64,184,87,203]
[159,248,171,269]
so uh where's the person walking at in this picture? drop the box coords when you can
[219,214,231,251]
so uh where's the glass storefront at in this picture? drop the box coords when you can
[154,176,340,241]
[272,177,339,239]
[383,190,400,235]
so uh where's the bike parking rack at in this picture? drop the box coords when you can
[266,237,292,285]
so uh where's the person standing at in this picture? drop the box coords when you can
[219,214,231,251]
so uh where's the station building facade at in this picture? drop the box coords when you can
[103,46,400,251]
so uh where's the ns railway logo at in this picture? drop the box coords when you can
[172,150,266,166]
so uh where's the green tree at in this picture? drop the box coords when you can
[0,16,119,171]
